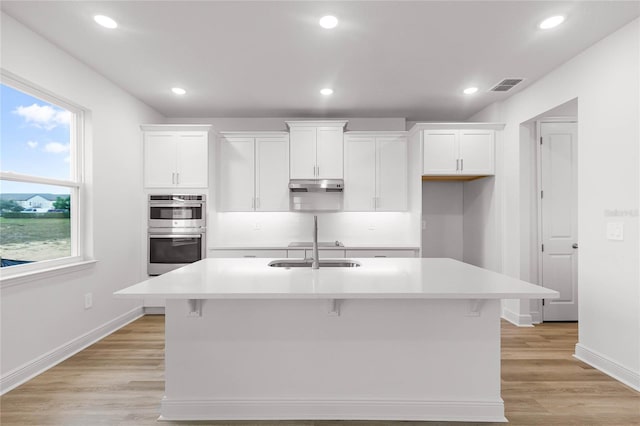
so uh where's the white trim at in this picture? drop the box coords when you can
[144,306,166,315]
[0,259,97,288]
[285,120,348,128]
[574,344,640,392]
[345,130,408,137]
[408,122,505,136]
[159,397,506,422]
[501,305,534,327]
[140,124,211,132]
[0,307,143,395]
[0,172,80,188]
[218,131,288,138]
[531,309,542,324]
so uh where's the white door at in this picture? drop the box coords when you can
[256,137,289,211]
[540,122,578,321]
[422,130,458,175]
[176,132,208,187]
[144,132,177,187]
[316,126,344,179]
[219,137,255,211]
[344,136,376,211]
[458,130,494,175]
[289,127,316,179]
[376,136,407,211]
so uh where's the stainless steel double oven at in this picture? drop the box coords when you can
[147,194,206,276]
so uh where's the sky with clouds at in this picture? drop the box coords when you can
[1,84,72,195]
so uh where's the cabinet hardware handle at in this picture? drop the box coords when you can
[176,172,179,184]
[456,159,459,171]
[256,197,260,209]
[317,165,320,177]
[251,198,255,209]
[572,243,579,249]
[243,255,256,258]
[171,172,175,184]
[460,159,463,171]
[374,255,387,258]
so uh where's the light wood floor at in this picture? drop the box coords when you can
[1,316,638,425]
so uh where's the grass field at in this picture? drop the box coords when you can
[0,217,71,262]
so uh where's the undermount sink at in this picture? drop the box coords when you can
[268,259,361,268]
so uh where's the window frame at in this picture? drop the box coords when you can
[0,70,92,282]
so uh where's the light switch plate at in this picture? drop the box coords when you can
[606,222,624,241]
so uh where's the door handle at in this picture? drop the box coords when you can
[572,243,579,249]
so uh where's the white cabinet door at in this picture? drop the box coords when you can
[289,127,316,179]
[344,136,376,211]
[144,132,177,187]
[256,137,289,211]
[376,136,407,211]
[316,126,344,179]
[219,137,255,211]
[458,130,494,175]
[422,130,458,175]
[176,132,208,187]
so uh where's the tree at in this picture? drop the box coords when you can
[53,196,70,210]
[0,199,24,212]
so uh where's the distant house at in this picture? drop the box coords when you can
[0,193,62,211]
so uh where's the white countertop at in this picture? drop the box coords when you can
[115,258,558,300]
[208,245,420,250]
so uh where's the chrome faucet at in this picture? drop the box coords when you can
[312,215,319,269]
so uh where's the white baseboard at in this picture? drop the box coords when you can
[144,306,165,315]
[0,307,144,395]
[501,307,534,327]
[530,309,542,324]
[574,343,640,392]
[159,397,507,422]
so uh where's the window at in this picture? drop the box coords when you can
[1,73,86,276]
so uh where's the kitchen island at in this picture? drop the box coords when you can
[115,257,558,422]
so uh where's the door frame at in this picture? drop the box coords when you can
[535,117,578,322]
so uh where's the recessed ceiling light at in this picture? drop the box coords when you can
[94,15,118,29]
[171,87,186,95]
[539,15,565,30]
[463,87,478,95]
[320,88,334,96]
[319,16,338,29]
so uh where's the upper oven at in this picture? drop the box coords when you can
[148,194,206,228]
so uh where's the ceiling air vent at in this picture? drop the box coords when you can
[489,78,524,92]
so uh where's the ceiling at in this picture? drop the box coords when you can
[2,1,638,121]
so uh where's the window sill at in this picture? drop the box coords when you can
[0,259,98,289]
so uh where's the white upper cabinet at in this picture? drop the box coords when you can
[421,127,495,176]
[142,125,210,188]
[219,132,289,212]
[287,121,347,179]
[344,132,407,211]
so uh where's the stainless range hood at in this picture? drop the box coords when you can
[289,179,344,211]
[288,179,344,192]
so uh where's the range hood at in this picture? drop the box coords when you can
[289,179,344,192]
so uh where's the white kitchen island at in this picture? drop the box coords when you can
[115,257,558,422]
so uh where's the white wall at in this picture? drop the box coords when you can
[470,19,640,387]
[463,177,499,271]
[421,182,464,260]
[0,13,164,390]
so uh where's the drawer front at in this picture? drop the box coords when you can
[287,249,306,259]
[208,249,287,258]
[346,249,417,258]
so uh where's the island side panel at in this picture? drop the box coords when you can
[162,298,504,422]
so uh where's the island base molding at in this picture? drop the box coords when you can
[159,398,506,422]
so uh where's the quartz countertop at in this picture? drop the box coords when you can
[114,258,558,300]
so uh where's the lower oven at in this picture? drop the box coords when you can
[148,228,206,276]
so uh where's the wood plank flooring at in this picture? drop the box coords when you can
[1,316,638,425]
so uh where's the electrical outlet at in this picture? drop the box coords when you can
[606,222,624,241]
[254,222,261,230]
[84,293,93,309]
[368,224,376,231]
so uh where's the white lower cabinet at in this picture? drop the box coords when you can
[346,249,418,258]
[209,249,287,258]
[219,132,289,211]
[344,132,407,211]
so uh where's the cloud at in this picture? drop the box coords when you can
[64,156,70,163]
[44,142,70,153]
[13,103,71,130]
[26,141,38,149]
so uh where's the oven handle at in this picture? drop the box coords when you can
[149,203,203,208]
[149,234,203,238]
